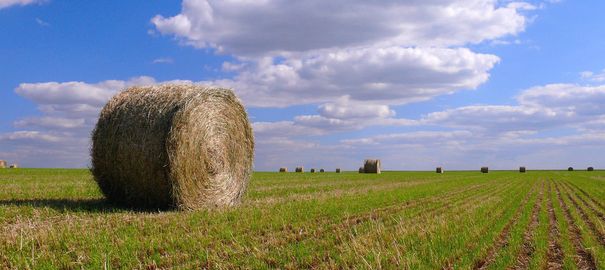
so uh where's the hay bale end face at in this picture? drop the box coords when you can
[363,159,381,174]
[91,84,254,210]
[568,167,574,171]
[0,160,6,169]
[320,169,325,173]
[436,167,443,174]
[519,167,526,173]
[358,167,364,173]
[335,168,341,173]
[295,166,304,173]
[310,168,316,173]
[481,167,489,173]
[279,167,287,173]
[588,167,594,171]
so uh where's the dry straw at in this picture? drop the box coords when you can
[568,167,574,171]
[279,167,287,173]
[363,159,381,174]
[295,166,304,173]
[91,84,254,210]
[481,167,489,173]
[335,168,341,173]
[588,167,594,171]
[0,160,6,169]
[436,167,443,174]
[519,167,526,173]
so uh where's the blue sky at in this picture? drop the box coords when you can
[1,0,605,170]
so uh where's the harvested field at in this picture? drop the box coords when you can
[1,169,604,268]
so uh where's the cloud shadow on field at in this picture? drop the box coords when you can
[0,198,155,213]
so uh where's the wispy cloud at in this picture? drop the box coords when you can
[152,57,174,64]
[0,0,45,9]
[35,17,50,27]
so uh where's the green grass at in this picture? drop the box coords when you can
[1,169,604,269]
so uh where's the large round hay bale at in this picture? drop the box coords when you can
[91,84,254,210]
[0,160,6,169]
[481,167,489,173]
[320,169,325,173]
[9,164,17,169]
[279,167,287,173]
[568,167,574,171]
[310,168,316,173]
[519,167,526,173]
[335,168,341,173]
[436,167,443,174]
[587,167,594,171]
[295,166,304,173]
[358,167,364,173]
[363,159,381,174]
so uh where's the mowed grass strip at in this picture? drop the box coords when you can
[1,169,605,269]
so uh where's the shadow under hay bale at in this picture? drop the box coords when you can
[588,167,594,171]
[363,159,381,174]
[279,167,287,173]
[295,166,304,173]
[336,168,341,173]
[519,167,526,173]
[568,167,574,171]
[436,167,443,174]
[91,84,254,210]
[481,167,489,173]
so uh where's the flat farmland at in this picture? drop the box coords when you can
[1,169,604,269]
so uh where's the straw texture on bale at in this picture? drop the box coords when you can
[588,167,594,171]
[568,167,574,171]
[279,167,287,173]
[519,167,526,173]
[320,169,325,173]
[363,159,381,174]
[310,168,316,173]
[9,164,17,169]
[481,167,489,173]
[295,166,304,173]
[0,160,6,169]
[91,84,254,210]
[335,168,341,173]
[436,167,443,174]
[358,167,364,173]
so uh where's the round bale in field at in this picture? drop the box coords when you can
[568,167,574,171]
[358,167,364,173]
[295,166,304,173]
[9,164,18,169]
[588,167,594,171]
[0,160,6,169]
[436,167,443,174]
[279,167,287,173]
[335,168,341,173]
[481,167,489,173]
[320,169,325,173]
[519,167,526,173]
[91,84,254,210]
[310,168,316,173]
[363,159,381,174]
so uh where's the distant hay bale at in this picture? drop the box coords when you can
[320,169,325,173]
[9,164,17,169]
[436,167,443,174]
[335,168,341,173]
[0,160,6,169]
[91,84,254,210]
[295,166,304,173]
[279,167,287,173]
[568,167,574,171]
[481,167,489,173]
[310,168,316,173]
[358,167,364,173]
[519,167,526,173]
[363,159,381,174]
[588,167,594,171]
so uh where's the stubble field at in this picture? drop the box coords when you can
[0,169,604,269]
